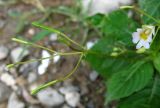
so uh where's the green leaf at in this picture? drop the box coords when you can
[88,10,138,46]
[153,53,160,73]
[86,36,143,79]
[100,10,138,45]
[138,0,160,24]
[151,28,160,51]
[86,10,139,78]
[118,77,160,108]
[87,13,104,27]
[86,37,128,78]
[107,61,153,102]
[32,30,51,42]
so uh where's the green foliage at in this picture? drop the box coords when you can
[86,36,135,78]
[118,77,160,108]
[153,53,160,73]
[107,61,153,102]
[85,1,160,107]
[88,10,138,45]
[138,0,160,24]
[101,11,137,45]
[151,29,160,51]
[86,10,139,78]
[32,30,51,42]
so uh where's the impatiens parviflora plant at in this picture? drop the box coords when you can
[7,4,160,107]
[86,5,160,107]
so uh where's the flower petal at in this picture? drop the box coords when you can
[146,35,152,42]
[136,41,143,49]
[132,32,140,43]
[137,28,142,32]
[143,42,150,49]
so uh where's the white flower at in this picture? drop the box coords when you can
[132,25,155,49]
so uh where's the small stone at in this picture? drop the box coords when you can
[19,61,38,75]
[65,92,80,107]
[7,92,25,108]
[10,47,29,63]
[0,64,5,74]
[87,101,95,108]
[0,73,16,86]
[0,102,7,108]
[27,72,37,83]
[28,28,35,35]
[82,0,132,16]
[59,85,79,95]
[0,82,12,103]
[38,50,50,75]
[53,53,60,63]
[62,104,71,108]
[89,71,98,81]
[37,88,64,107]
[86,40,97,49]
[28,105,41,108]
[50,33,57,41]
[0,46,9,60]
[86,41,94,49]
[0,19,5,29]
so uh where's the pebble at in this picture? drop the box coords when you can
[27,72,37,83]
[62,104,71,108]
[10,47,29,63]
[19,61,38,75]
[89,71,98,81]
[28,105,41,108]
[37,88,64,107]
[65,92,80,107]
[53,53,60,63]
[86,41,94,49]
[59,85,79,95]
[38,50,50,75]
[0,64,6,74]
[87,101,95,108]
[7,92,25,108]
[0,45,9,60]
[28,28,35,35]
[0,82,12,103]
[0,19,5,29]
[50,33,58,41]
[0,73,16,86]
[82,0,132,16]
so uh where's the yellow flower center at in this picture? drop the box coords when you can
[140,28,152,40]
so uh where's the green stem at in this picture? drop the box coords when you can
[7,56,53,68]
[120,6,160,24]
[31,54,84,95]
[12,38,83,55]
[150,27,160,47]
[149,75,158,102]
[59,54,83,81]
[12,38,56,53]
[32,22,86,50]
[7,52,82,68]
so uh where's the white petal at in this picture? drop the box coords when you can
[146,34,152,42]
[132,32,140,43]
[152,26,155,35]
[136,41,143,49]
[143,42,150,49]
[137,28,143,33]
